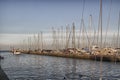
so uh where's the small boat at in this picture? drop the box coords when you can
[11,48,21,55]
[13,50,21,55]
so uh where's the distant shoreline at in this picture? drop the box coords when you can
[0,50,10,52]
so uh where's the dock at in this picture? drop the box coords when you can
[14,48,120,62]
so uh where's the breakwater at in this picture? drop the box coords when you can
[0,67,9,80]
[13,48,120,62]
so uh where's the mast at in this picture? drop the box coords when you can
[37,33,40,50]
[27,34,31,50]
[82,19,85,48]
[57,28,60,49]
[117,11,120,48]
[99,0,103,80]
[78,23,81,48]
[61,26,64,49]
[72,23,76,49]
[41,31,43,50]
[104,0,112,47]
[66,28,72,49]
[92,19,96,46]
[111,33,116,48]
[88,15,92,51]
[52,27,55,49]
[81,0,85,48]
[66,25,69,49]
[23,39,25,50]
[100,0,102,49]
[33,34,36,50]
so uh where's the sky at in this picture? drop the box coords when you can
[0,0,120,49]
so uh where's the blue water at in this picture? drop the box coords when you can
[0,52,120,80]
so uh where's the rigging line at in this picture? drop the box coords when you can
[97,8,101,47]
[78,19,83,48]
[104,0,112,47]
[91,16,96,45]
[66,28,72,49]
[82,18,90,47]
[79,0,85,48]
[82,0,85,19]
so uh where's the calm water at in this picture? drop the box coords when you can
[0,52,120,80]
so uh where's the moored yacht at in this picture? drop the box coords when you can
[13,50,21,55]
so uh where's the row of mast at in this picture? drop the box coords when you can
[18,19,119,51]
[15,0,119,51]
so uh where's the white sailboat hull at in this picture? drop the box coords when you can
[13,51,21,55]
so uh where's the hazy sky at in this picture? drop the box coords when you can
[0,0,120,49]
[0,0,120,33]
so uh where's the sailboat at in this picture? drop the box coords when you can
[12,49,21,55]
[13,50,21,55]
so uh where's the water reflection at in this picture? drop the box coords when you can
[1,52,120,80]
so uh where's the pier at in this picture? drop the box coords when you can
[13,47,120,62]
